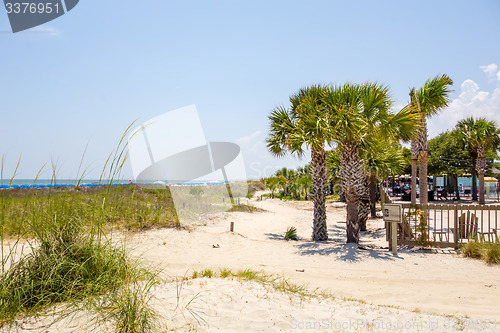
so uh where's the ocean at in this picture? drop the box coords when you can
[0,179,132,188]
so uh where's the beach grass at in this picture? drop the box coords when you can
[461,239,500,264]
[0,185,179,239]
[0,124,162,331]
[189,268,310,299]
[0,184,163,329]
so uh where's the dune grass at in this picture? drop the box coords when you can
[461,239,500,264]
[0,185,179,239]
[97,275,160,333]
[189,268,311,299]
[226,204,258,213]
[0,186,162,330]
[0,125,163,332]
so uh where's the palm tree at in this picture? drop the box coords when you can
[267,85,332,241]
[456,117,500,205]
[409,74,453,205]
[361,139,405,218]
[324,83,417,243]
[263,176,279,198]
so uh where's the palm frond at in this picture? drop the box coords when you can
[411,74,454,117]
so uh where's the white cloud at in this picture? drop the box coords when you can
[480,63,498,76]
[428,78,500,138]
[480,63,500,83]
[19,26,62,35]
[236,130,262,145]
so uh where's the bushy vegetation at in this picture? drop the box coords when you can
[0,126,162,331]
[0,184,162,329]
[0,185,179,238]
[262,166,313,200]
[462,239,500,264]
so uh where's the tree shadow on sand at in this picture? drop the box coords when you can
[293,224,402,262]
[294,241,400,262]
[265,233,285,241]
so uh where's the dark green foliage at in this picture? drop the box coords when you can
[428,131,470,177]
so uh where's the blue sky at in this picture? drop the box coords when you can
[1,0,500,180]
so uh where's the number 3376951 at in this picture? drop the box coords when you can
[5,2,60,14]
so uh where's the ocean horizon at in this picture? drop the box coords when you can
[0,179,132,187]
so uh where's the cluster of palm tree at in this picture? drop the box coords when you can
[456,117,500,204]
[429,117,500,204]
[262,166,313,200]
[267,82,423,243]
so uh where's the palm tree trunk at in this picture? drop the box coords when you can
[454,175,460,200]
[478,172,485,205]
[417,119,428,205]
[311,148,328,241]
[341,141,367,243]
[419,151,428,205]
[411,140,418,204]
[477,146,486,205]
[472,163,478,201]
[369,173,377,218]
[411,157,418,204]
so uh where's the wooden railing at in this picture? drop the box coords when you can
[380,186,500,247]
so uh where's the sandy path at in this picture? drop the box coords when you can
[128,197,500,321]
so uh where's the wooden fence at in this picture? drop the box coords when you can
[380,186,500,248]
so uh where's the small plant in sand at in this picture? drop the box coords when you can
[284,226,298,241]
[201,269,214,278]
[219,269,231,278]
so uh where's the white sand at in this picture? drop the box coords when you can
[3,196,500,332]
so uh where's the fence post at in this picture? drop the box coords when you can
[454,202,459,249]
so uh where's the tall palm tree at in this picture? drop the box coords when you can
[324,83,417,243]
[456,117,500,205]
[267,85,332,241]
[361,139,405,218]
[409,74,453,205]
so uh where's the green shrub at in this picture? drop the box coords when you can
[481,243,500,264]
[462,239,482,258]
[461,239,500,264]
